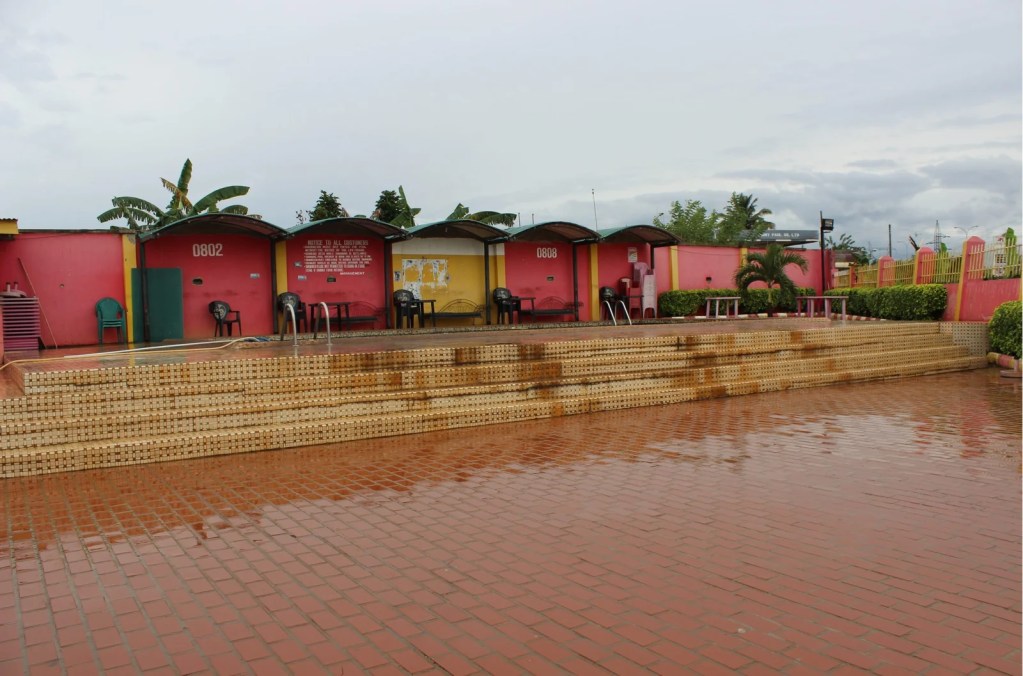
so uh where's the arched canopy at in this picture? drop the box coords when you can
[288,217,409,241]
[506,221,600,244]
[598,224,682,247]
[406,219,508,243]
[139,214,287,241]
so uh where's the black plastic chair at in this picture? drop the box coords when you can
[393,289,424,329]
[599,286,625,321]
[208,300,241,337]
[277,292,307,339]
[492,287,519,324]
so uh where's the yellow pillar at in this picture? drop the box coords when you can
[669,245,679,290]
[589,243,600,321]
[121,234,137,343]
[274,241,288,295]
[911,248,921,284]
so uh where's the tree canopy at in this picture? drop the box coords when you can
[372,186,420,228]
[653,192,773,245]
[296,190,349,224]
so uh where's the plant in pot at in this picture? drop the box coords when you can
[734,243,808,315]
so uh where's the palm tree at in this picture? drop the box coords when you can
[725,192,775,230]
[734,243,808,310]
[98,159,251,232]
[446,203,516,226]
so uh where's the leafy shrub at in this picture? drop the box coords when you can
[827,288,871,316]
[658,287,815,316]
[658,289,734,317]
[739,286,814,313]
[867,285,946,320]
[988,301,1022,358]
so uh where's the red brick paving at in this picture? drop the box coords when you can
[1,369,1020,674]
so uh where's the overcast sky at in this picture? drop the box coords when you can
[2,0,1019,257]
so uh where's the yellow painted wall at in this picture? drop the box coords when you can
[274,241,288,295]
[391,239,498,324]
[588,244,600,321]
[121,234,137,343]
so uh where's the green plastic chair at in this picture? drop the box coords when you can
[95,297,126,344]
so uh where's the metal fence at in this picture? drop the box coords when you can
[967,241,1022,281]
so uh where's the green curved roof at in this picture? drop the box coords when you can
[406,219,508,242]
[288,217,409,241]
[598,224,682,246]
[139,214,287,241]
[505,221,600,243]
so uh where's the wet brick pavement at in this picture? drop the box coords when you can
[1,369,1020,675]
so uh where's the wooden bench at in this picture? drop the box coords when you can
[522,296,579,321]
[335,302,381,329]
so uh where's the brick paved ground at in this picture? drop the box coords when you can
[1,369,1020,675]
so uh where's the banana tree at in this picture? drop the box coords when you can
[98,159,251,232]
[389,185,421,229]
[446,203,516,226]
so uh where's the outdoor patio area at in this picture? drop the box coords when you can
[1,367,1019,674]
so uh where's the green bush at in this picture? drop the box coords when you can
[988,301,1022,358]
[739,286,814,313]
[658,287,815,316]
[658,289,735,317]
[827,288,871,316]
[866,285,947,320]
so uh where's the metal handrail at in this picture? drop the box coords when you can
[601,299,632,326]
[285,303,298,347]
[317,302,332,349]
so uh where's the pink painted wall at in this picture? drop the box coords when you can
[503,241,591,321]
[1,231,126,347]
[143,234,275,339]
[284,235,388,329]
[673,246,742,290]
[961,278,1021,321]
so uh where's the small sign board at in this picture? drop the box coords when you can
[756,230,819,244]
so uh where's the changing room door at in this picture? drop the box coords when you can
[131,268,184,342]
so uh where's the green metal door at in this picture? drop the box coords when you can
[131,268,184,342]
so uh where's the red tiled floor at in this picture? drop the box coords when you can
[1,368,1020,674]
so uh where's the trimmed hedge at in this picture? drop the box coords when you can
[988,301,1022,358]
[825,285,946,320]
[660,284,949,320]
[658,287,815,316]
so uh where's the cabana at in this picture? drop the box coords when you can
[395,220,508,326]
[283,217,409,330]
[137,214,287,341]
[596,225,682,318]
[503,221,600,321]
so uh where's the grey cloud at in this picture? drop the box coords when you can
[919,156,1022,193]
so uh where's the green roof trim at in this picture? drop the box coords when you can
[139,213,287,241]
[288,217,409,241]
[505,221,600,243]
[406,219,508,242]
[598,224,682,246]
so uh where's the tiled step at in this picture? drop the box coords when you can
[0,345,975,450]
[13,324,945,394]
[0,354,986,477]
[1,330,956,417]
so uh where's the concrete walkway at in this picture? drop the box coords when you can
[1,368,1020,674]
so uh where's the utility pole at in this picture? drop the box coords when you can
[591,189,598,229]
[888,224,892,257]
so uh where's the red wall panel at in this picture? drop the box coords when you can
[143,234,275,339]
[0,232,125,347]
[283,235,388,329]
[503,241,590,320]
